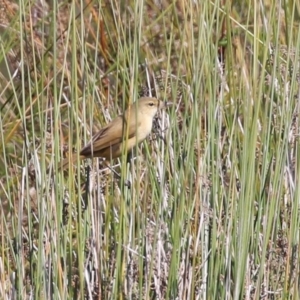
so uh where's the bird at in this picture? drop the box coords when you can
[58,97,171,170]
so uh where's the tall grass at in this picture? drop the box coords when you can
[0,0,300,299]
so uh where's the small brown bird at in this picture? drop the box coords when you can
[59,97,169,169]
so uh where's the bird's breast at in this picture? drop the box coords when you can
[136,117,154,142]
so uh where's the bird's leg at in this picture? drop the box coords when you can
[126,150,135,164]
[83,164,90,210]
[100,159,131,188]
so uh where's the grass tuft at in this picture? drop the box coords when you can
[0,0,300,299]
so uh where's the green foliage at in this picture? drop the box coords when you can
[0,0,299,299]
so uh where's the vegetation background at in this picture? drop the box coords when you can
[0,0,300,299]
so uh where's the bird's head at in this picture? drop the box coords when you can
[137,97,172,119]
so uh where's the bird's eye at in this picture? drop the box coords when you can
[149,102,154,106]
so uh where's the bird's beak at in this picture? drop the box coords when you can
[164,101,174,108]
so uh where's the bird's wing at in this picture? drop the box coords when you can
[80,114,140,156]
